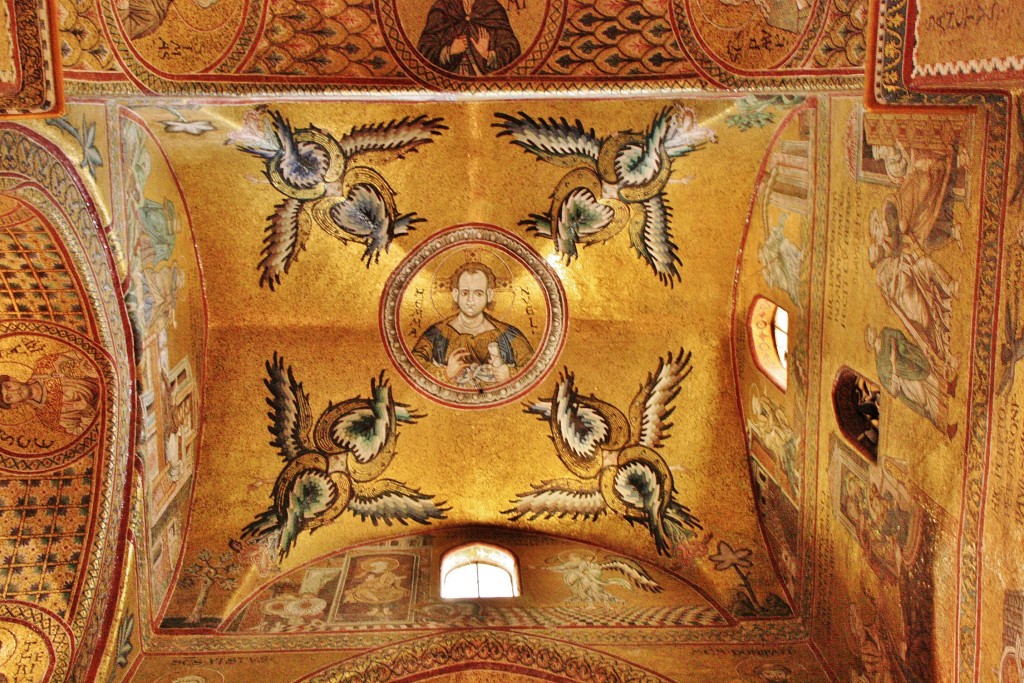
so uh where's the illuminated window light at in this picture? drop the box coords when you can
[773,307,789,370]
[440,543,520,599]
[748,296,790,392]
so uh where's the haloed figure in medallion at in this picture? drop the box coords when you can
[417,0,521,76]
[0,351,100,438]
[413,262,534,388]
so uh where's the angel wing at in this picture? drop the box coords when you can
[599,558,662,593]
[628,193,682,286]
[264,353,314,461]
[348,478,449,526]
[628,348,692,449]
[503,477,608,521]
[494,112,602,168]
[526,371,628,478]
[558,189,615,252]
[267,111,332,190]
[241,466,339,562]
[524,188,616,261]
[259,198,311,290]
[338,115,447,163]
[613,110,671,188]
[615,458,681,556]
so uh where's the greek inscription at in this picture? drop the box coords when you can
[409,288,426,339]
[520,286,538,333]
[725,26,788,62]
[157,38,201,60]
[923,1,1007,31]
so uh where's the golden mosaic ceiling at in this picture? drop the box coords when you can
[0,0,1023,681]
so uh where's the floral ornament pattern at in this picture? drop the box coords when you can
[725,95,805,132]
[46,115,103,179]
[708,541,791,618]
[708,540,753,571]
[105,613,134,682]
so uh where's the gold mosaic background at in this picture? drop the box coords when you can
[0,0,1022,681]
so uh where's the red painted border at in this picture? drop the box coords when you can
[0,123,139,683]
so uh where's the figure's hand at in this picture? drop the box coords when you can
[474,364,496,384]
[449,36,469,55]
[471,28,491,59]
[491,362,511,383]
[445,348,473,380]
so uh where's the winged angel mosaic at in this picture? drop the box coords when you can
[243,355,448,562]
[494,104,717,286]
[229,108,447,289]
[505,350,702,556]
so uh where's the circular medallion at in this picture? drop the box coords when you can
[677,0,822,72]
[0,615,58,682]
[381,225,566,409]
[0,322,109,472]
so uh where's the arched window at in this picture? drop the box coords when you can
[748,296,790,391]
[832,367,880,461]
[440,543,520,599]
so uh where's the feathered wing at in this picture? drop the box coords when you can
[326,184,396,266]
[268,111,332,190]
[628,193,681,286]
[526,371,622,479]
[664,500,703,543]
[613,109,671,188]
[628,348,693,449]
[338,115,447,163]
[615,459,673,555]
[554,188,616,260]
[348,478,448,526]
[242,467,338,562]
[330,374,405,483]
[503,478,607,521]
[278,469,338,559]
[600,558,662,593]
[494,112,602,168]
[264,353,314,461]
[328,185,386,241]
[614,454,701,556]
[259,198,311,290]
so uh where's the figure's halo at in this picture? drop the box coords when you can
[427,245,517,321]
[355,556,401,574]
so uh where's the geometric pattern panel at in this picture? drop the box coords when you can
[0,197,88,335]
[0,463,93,616]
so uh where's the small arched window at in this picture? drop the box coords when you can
[440,543,520,599]
[832,367,880,461]
[748,296,790,391]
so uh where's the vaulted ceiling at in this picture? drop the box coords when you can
[0,0,1022,682]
